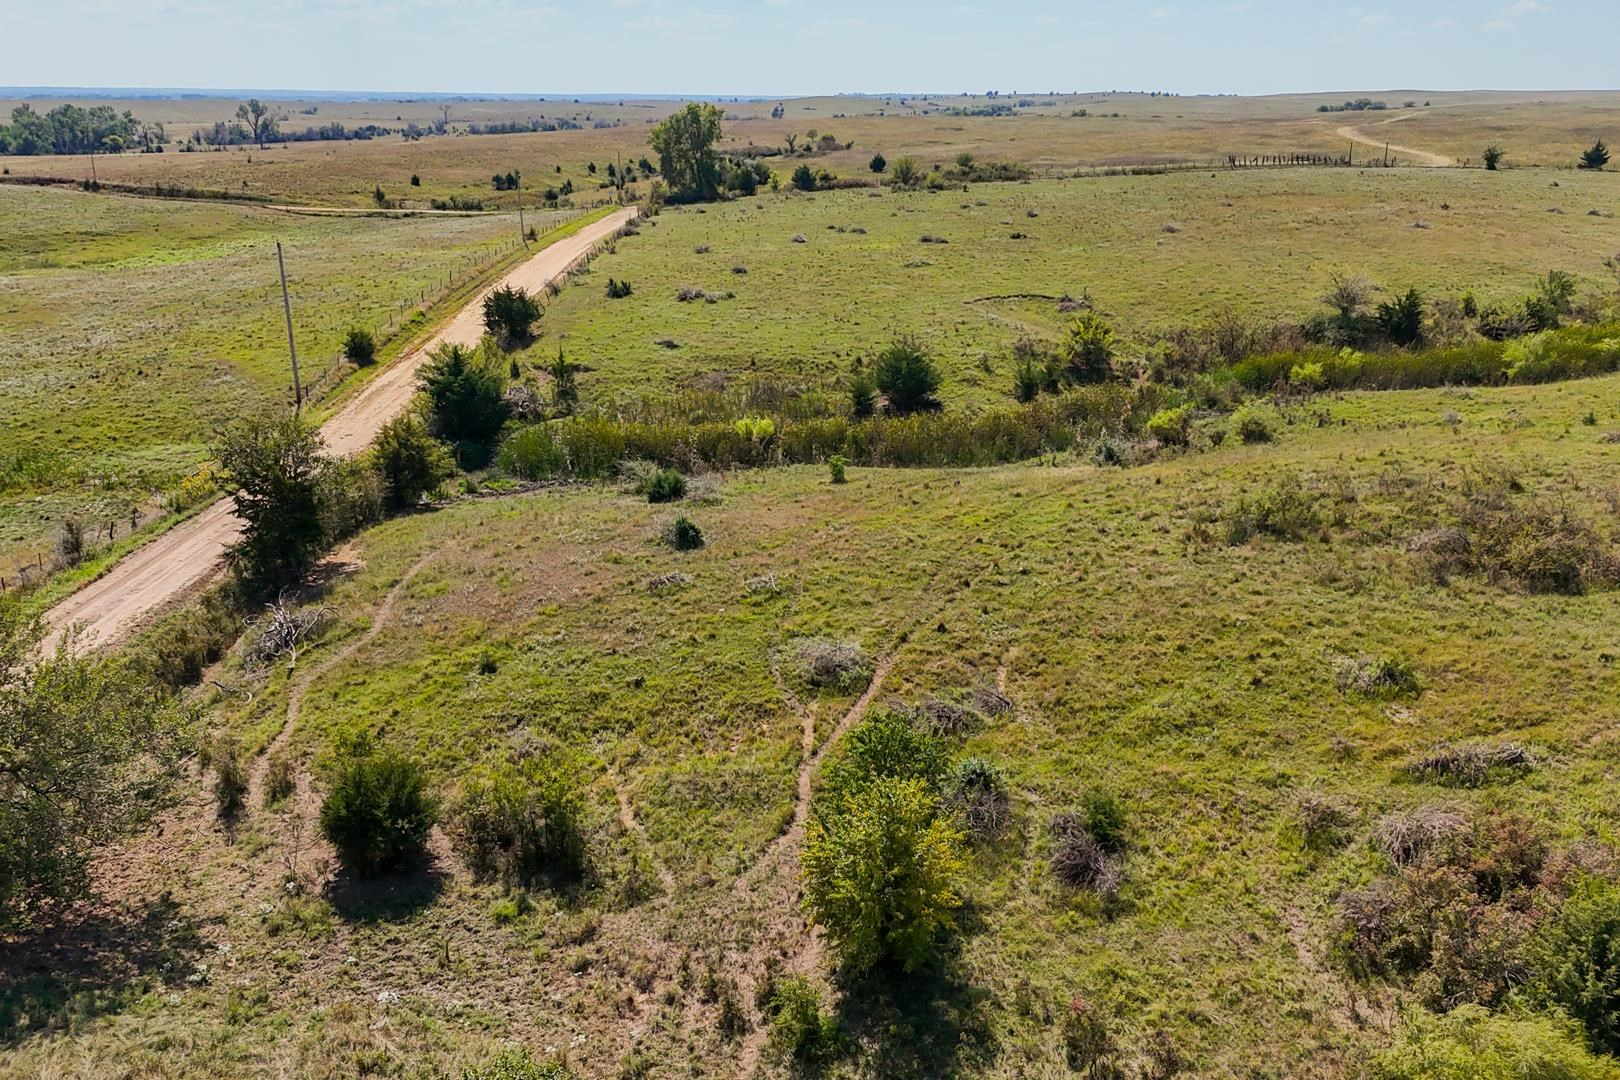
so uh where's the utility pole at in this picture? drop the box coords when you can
[276,241,302,411]
[519,197,526,246]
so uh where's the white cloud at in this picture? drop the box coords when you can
[1505,0,1551,13]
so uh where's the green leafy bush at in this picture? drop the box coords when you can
[450,757,586,887]
[214,414,332,586]
[1062,312,1116,384]
[1529,877,1620,1054]
[462,1049,573,1080]
[419,342,510,466]
[823,710,948,797]
[1230,401,1279,444]
[498,425,567,480]
[828,454,847,484]
[802,776,967,973]
[605,278,633,299]
[1144,404,1194,446]
[318,738,438,877]
[1369,1006,1609,1080]
[372,413,453,509]
[1224,476,1322,543]
[765,976,840,1063]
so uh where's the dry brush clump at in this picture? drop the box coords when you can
[1405,741,1536,787]
[792,638,872,692]
[1409,471,1620,594]
[242,597,331,670]
[1333,652,1421,699]
[1049,797,1127,898]
[1373,804,1471,867]
[943,757,1012,839]
[1338,811,1571,1010]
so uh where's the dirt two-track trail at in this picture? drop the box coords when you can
[42,206,641,655]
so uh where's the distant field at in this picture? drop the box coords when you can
[0,186,565,577]
[12,370,1620,1076]
[3,89,1616,207]
[526,168,1620,410]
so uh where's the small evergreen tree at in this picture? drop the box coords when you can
[548,348,578,414]
[417,343,510,465]
[1376,288,1426,347]
[318,737,438,877]
[1580,139,1610,170]
[214,414,331,585]
[1061,313,1116,384]
[850,374,877,418]
[482,285,542,347]
[343,327,376,366]
[791,164,817,192]
[869,153,887,173]
[1482,145,1505,171]
[873,338,941,413]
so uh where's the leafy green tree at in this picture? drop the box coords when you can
[372,413,453,508]
[824,709,948,796]
[214,414,332,585]
[1482,145,1505,171]
[1062,312,1116,384]
[234,98,284,147]
[889,156,923,190]
[319,737,438,877]
[873,338,941,413]
[648,102,724,202]
[1580,139,1610,170]
[482,285,542,347]
[0,608,185,931]
[418,342,510,464]
[802,775,967,973]
[1376,287,1426,346]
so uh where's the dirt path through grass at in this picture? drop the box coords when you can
[41,205,640,655]
[1332,118,1453,167]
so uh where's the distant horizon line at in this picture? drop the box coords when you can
[4,85,1619,104]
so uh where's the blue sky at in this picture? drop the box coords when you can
[5,0,1616,97]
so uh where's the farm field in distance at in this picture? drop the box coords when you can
[7,49,1620,1080]
[532,168,1620,410]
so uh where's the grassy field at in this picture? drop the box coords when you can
[3,90,1616,208]
[525,169,1620,411]
[5,367,1619,1077]
[0,185,572,577]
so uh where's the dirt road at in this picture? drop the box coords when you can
[1332,118,1453,167]
[42,205,640,654]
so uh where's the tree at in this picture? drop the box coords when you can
[802,776,967,973]
[319,737,437,877]
[371,413,453,508]
[889,156,923,190]
[1376,288,1426,347]
[790,164,818,192]
[234,98,284,148]
[482,284,542,347]
[548,348,578,414]
[1580,139,1610,170]
[873,338,941,413]
[0,608,184,932]
[1482,145,1505,171]
[648,102,724,202]
[869,152,887,173]
[214,414,332,585]
[417,342,510,463]
[1062,312,1116,384]
[343,327,376,366]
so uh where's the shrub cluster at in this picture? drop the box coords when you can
[449,756,586,888]
[318,738,438,877]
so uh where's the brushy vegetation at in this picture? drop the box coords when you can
[318,737,439,877]
[450,756,587,888]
